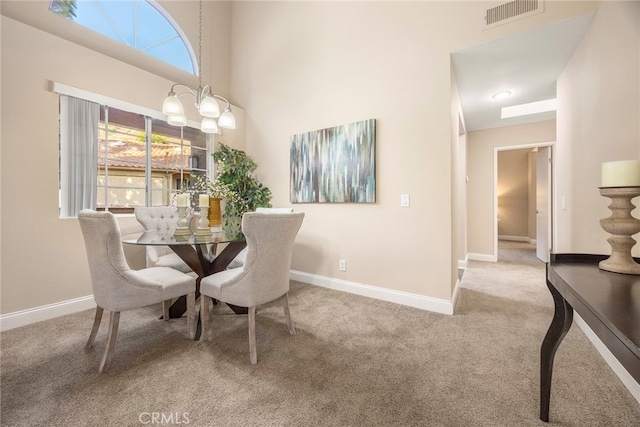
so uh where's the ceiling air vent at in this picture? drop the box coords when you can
[484,0,544,29]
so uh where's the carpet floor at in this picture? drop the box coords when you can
[1,241,638,426]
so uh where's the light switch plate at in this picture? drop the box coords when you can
[401,194,410,207]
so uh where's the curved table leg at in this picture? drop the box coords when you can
[540,279,574,422]
[165,241,248,320]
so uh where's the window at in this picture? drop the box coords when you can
[59,93,211,217]
[49,0,196,74]
[98,108,208,212]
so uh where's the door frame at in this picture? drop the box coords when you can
[493,141,555,261]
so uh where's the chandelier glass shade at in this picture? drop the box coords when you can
[162,84,235,133]
[166,114,187,127]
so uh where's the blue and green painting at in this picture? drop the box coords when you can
[290,119,376,203]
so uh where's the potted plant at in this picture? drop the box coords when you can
[213,143,272,239]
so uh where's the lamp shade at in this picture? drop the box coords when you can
[162,95,184,116]
[167,114,187,127]
[200,117,219,134]
[198,96,221,118]
[218,109,236,129]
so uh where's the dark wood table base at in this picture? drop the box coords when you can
[164,240,248,339]
[540,279,574,422]
[541,254,639,422]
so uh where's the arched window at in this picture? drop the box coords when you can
[49,0,197,75]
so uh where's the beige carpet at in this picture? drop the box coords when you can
[1,241,638,426]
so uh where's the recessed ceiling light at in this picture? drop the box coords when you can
[492,91,512,100]
[501,98,557,119]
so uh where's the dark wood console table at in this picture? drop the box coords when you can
[541,254,639,422]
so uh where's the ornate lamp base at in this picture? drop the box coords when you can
[599,186,640,275]
[195,206,211,236]
[175,206,191,236]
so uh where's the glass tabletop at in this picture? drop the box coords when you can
[122,230,243,246]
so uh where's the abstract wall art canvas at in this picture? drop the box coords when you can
[290,119,376,203]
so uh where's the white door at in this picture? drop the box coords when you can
[536,147,551,262]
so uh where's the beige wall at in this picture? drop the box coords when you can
[497,149,530,239]
[467,121,556,258]
[0,1,232,314]
[0,0,600,316]
[555,0,640,255]
[229,1,594,301]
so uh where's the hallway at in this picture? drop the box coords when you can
[457,239,639,424]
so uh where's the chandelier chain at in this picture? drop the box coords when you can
[162,0,235,131]
[198,0,203,89]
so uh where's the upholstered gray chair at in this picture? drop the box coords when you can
[78,210,196,373]
[134,206,193,273]
[199,211,304,364]
[227,208,294,269]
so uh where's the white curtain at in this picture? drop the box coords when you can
[59,95,100,218]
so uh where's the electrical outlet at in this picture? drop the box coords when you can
[339,259,347,272]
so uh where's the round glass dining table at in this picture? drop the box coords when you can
[122,230,246,278]
[122,230,248,330]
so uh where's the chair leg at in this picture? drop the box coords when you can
[282,293,296,335]
[186,292,196,339]
[85,306,104,349]
[248,306,257,364]
[199,295,209,342]
[162,300,170,321]
[99,311,120,374]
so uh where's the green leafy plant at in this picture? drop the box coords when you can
[213,143,272,238]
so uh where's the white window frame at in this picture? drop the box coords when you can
[55,82,214,217]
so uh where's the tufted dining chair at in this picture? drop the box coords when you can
[199,211,304,364]
[226,208,294,269]
[134,206,193,274]
[78,210,196,373]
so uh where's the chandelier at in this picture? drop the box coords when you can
[161,0,235,133]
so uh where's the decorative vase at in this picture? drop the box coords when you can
[208,198,223,231]
[598,186,640,275]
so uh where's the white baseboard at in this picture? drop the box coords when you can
[290,270,455,315]
[2,270,458,330]
[451,278,462,314]
[574,313,640,404]
[0,295,95,332]
[2,272,458,331]
[458,254,469,270]
[498,235,531,242]
[498,235,537,245]
[467,252,497,262]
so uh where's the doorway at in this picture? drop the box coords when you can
[494,142,554,262]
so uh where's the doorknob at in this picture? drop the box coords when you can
[536,210,541,214]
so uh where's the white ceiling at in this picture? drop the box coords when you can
[451,12,595,132]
